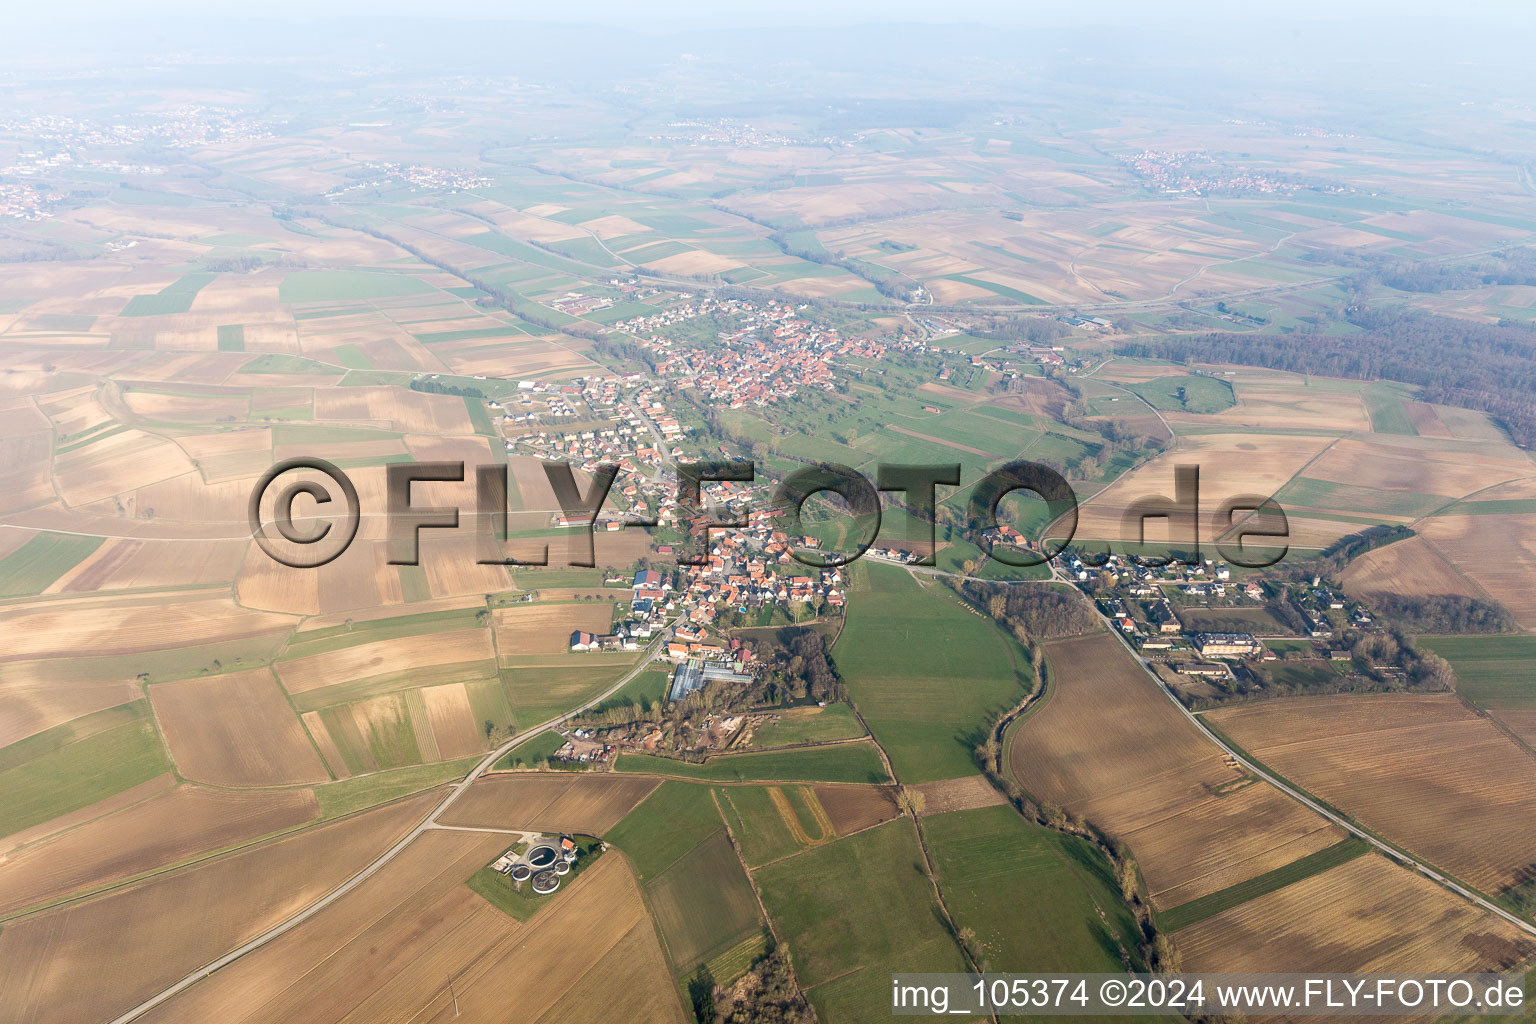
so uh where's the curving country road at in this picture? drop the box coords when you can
[1055,561,1536,941]
[908,554,1536,939]
[105,631,672,1024]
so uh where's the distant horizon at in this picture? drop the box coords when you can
[10,2,1536,32]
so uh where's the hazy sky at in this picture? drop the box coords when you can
[17,0,1536,29]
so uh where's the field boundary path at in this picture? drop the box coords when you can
[105,631,673,1024]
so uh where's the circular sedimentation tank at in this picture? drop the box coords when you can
[527,844,558,869]
[510,863,531,881]
[554,860,571,875]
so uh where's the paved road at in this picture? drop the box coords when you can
[903,556,1536,939]
[1068,568,1536,941]
[105,633,671,1024]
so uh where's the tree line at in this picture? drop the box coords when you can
[962,582,1099,642]
[1367,593,1516,634]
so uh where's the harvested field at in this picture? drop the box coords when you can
[0,771,171,855]
[301,710,351,779]
[494,602,615,655]
[1007,633,1346,908]
[1418,513,1536,629]
[274,628,495,695]
[0,785,318,916]
[1163,371,1372,433]
[1404,400,1453,437]
[421,682,484,759]
[49,537,245,593]
[911,775,1009,817]
[813,784,902,835]
[0,659,143,747]
[1174,855,1536,973]
[1067,433,1332,545]
[1304,436,1533,499]
[150,669,329,787]
[1207,693,1536,893]
[417,535,513,598]
[0,790,440,1024]
[0,593,295,662]
[1339,534,1488,604]
[237,536,406,617]
[134,829,513,1024]
[440,772,661,834]
[312,386,474,434]
[454,855,685,1023]
[54,428,197,506]
[528,915,687,1024]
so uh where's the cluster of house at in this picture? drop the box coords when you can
[567,519,847,665]
[674,520,847,624]
[1123,149,1313,196]
[324,161,491,197]
[1294,578,1370,638]
[1061,552,1232,585]
[618,297,886,409]
[492,377,615,430]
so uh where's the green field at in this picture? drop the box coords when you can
[1127,375,1236,414]
[500,663,631,725]
[754,818,971,1022]
[1160,837,1369,932]
[925,805,1144,974]
[315,693,425,773]
[507,567,608,589]
[583,666,669,717]
[118,272,217,316]
[604,780,725,880]
[312,756,479,819]
[1362,381,1421,435]
[280,607,486,660]
[613,741,889,785]
[278,270,433,303]
[832,562,1027,783]
[216,324,245,351]
[646,830,762,971]
[1276,477,1444,519]
[495,729,566,769]
[742,703,866,749]
[1421,635,1536,709]
[715,785,808,867]
[1174,606,1290,634]
[0,702,171,838]
[0,532,104,598]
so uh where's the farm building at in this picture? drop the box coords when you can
[668,659,754,702]
[1194,633,1259,658]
